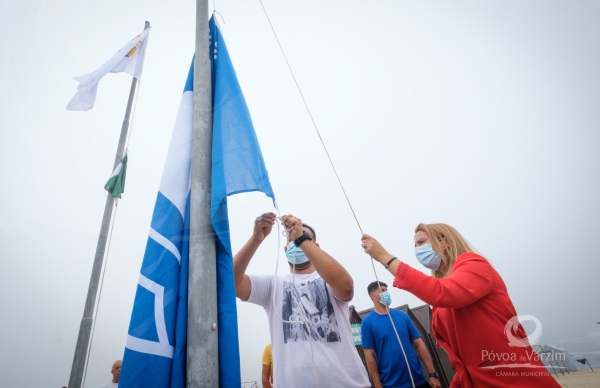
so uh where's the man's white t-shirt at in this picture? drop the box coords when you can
[101,382,118,388]
[246,271,370,388]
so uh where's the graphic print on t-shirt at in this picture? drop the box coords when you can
[281,278,341,344]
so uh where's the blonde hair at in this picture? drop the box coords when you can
[415,223,474,279]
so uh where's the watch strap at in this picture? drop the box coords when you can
[293,231,312,247]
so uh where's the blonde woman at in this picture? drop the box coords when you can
[361,223,560,388]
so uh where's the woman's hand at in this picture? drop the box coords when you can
[361,234,394,265]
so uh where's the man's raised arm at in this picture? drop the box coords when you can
[233,212,276,300]
[281,214,354,301]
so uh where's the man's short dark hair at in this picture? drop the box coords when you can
[367,281,387,295]
[302,223,316,242]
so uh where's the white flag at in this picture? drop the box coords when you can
[67,28,150,111]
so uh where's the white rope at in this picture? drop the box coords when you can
[258,2,416,386]
[124,79,140,154]
[270,210,319,388]
[369,256,416,388]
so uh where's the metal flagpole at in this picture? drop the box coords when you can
[187,0,219,386]
[67,20,150,388]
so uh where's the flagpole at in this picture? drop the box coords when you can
[187,0,219,386]
[67,21,150,388]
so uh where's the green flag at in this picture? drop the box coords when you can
[104,154,128,198]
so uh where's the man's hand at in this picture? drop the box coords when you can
[234,212,276,301]
[281,214,303,241]
[252,213,276,242]
[361,234,394,264]
[429,376,442,388]
[413,337,442,388]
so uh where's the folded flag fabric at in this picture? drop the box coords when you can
[119,16,275,388]
[209,15,275,388]
[104,154,128,199]
[67,28,150,111]
[120,59,193,388]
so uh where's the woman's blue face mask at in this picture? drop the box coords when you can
[415,243,441,270]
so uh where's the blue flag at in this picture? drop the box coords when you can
[120,58,193,388]
[120,16,275,388]
[210,16,276,387]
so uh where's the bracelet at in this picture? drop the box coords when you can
[385,257,398,269]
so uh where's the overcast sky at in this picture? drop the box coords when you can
[1,0,599,387]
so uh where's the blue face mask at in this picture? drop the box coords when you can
[379,291,392,306]
[415,243,442,270]
[286,242,309,265]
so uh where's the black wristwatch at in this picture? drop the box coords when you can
[293,231,313,247]
[428,372,439,379]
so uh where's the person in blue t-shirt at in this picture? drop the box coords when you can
[361,281,441,388]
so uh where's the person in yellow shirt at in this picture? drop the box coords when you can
[261,343,273,388]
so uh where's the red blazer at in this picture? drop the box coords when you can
[394,252,560,388]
